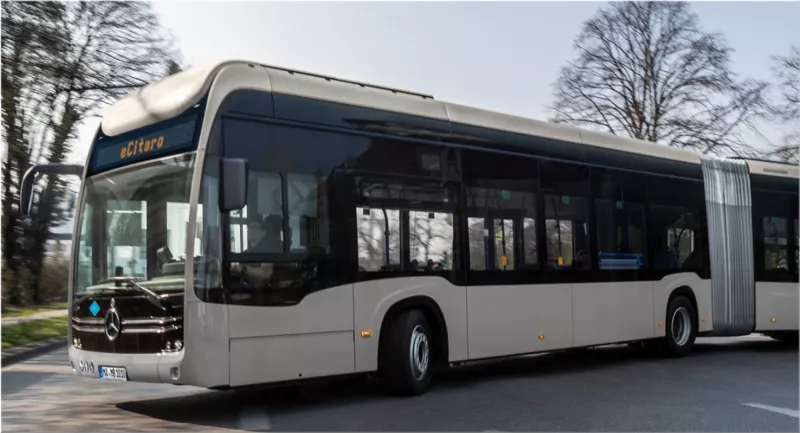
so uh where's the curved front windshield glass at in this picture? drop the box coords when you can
[74,153,197,294]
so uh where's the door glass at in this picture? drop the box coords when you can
[356,207,401,272]
[493,219,514,270]
[468,217,487,270]
[764,216,789,271]
[409,210,454,271]
[544,195,590,270]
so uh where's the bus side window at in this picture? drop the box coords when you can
[465,187,536,271]
[354,178,456,275]
[544,195,589,270]
[220,119,350,305]
[356,207,402,272]
[594,199,647,270]
[650,205,699,270]
[539,161,590,271]
[462,149,538,272]
[763,216,789,272]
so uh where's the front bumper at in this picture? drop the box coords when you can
[69,346,185,384]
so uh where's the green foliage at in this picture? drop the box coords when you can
[2,316,68,349]
[2,303,68,319]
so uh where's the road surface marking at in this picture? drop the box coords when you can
[239,405,272,431]
[743,403,800,418]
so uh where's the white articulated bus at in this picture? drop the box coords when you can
[21,61,798,395]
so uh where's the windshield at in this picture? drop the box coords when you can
[74,153,197,295]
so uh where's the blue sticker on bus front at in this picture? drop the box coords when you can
[90,301,100,316]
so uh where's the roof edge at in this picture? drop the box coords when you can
[100,60,251,136]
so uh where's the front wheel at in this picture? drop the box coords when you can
[380,309,434,396]
[661,296,697,357]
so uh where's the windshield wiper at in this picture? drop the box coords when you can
[93,277,170,312]
[74,288,121,307]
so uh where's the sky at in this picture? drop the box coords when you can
[69,1,800,163]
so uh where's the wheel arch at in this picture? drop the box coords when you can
[377,295,449,372]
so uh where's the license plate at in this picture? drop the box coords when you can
[99,366,127,381]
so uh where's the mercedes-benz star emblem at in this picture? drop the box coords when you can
[105,308,121,341]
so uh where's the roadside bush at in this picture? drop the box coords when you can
[39,252,70,303]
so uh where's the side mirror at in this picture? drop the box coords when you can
[19,163,84,216]
[220,158,248,212]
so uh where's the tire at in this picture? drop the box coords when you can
[380,309,434,396]
[660,296,697,357]
[768,331,799,345]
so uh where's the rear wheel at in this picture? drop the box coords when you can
[380,309,434,396]
[661,296,697,357]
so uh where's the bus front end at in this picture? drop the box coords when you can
[64,98,209,384]
[69,152,195,384]
[19,62,256,389]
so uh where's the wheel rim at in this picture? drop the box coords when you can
[671,307,692,346]
[409,325,430,380]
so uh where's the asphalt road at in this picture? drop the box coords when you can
[2,335,797,432]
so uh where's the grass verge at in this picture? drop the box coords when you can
[2,302,68,318]
[2,316,68,350]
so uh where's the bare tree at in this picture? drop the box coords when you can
[1,1,179,305]
[356,208,400,271]
[766,46,799,163]
[409,211,451,268]
[549,1,768,156]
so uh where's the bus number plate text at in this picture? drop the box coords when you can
[99,366,127,381]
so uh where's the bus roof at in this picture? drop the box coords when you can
[101,60,798,180]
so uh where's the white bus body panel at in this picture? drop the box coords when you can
[180,302,230,387]
[102,61,244,136]
[183,63,275,388]
[444,102,702,167]
[466,284,573,359]
[227,285,355,386]
[266,67,447,121]
[754,282,799,331]
[652,273,713,336]
[747,159,800,180]
[353,277,468,373]
[572,282,655,347]
[71,346,184,384]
